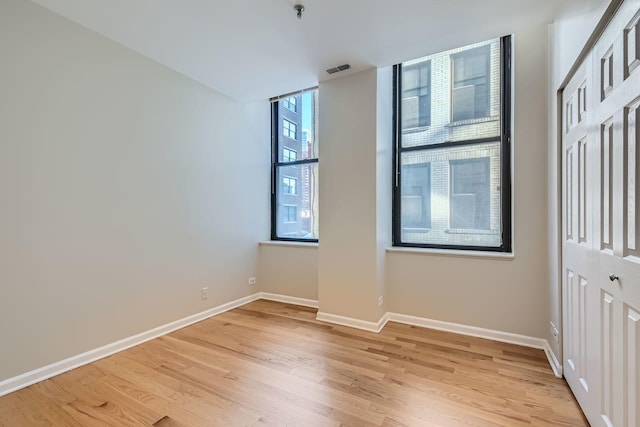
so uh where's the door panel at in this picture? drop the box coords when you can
[624,306,640,426]
[562,1,640,425]
[563,52,598,420]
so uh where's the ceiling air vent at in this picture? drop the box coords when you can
[326,64,351,75]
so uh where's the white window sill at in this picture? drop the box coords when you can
[386,246,514,260]
[259,241,319,249]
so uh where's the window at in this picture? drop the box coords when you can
[450,158,490,229]
[401,163,431,229]
[393,37,511,252]
[283,205,297,223]
[451,45,490,122]
[271,89,319,241]
[283,96,297,112]
[402,60,431,128]
[283,176,297,195]
[283,119,297,140]
[283,148,297,163]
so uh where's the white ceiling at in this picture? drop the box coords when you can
[31,0,573,102]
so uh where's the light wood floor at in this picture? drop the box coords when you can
[0,300,588,426]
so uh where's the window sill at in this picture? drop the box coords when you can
[402,125,431,134]
[259,241,319,249]
[386,246,514,260]
[448,116,499,127]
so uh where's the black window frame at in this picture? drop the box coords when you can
[271,89,319,243]
[392,36,512,252]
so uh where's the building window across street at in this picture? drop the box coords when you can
[283,118,297,140]
[283,176,297,195]
[393,36,512,252]
[283,148,297,163]
[283,96,297,112]
[451,45,490,122]
[402,60,431,128]
[271,88,319,241]
[283,205,297,223]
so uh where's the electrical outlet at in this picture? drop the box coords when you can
[550,321,559,343]
[248,277,256,285]
[201,287,209,300]
[378,296,384,307]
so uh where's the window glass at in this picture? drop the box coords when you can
[394,37,511,251]
[272,89,319,241]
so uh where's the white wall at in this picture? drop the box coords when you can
[257,243,318,300]
[0,0,269,382]
[376,67,394,315]
[547,0,613,359]
[317,68,383,322]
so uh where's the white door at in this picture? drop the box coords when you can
[562,1,640,426]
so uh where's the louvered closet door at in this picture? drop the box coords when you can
[562,0,640,425]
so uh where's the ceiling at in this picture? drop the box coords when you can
[31,0,575,103]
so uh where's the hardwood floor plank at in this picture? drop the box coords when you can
[0,300,588,426]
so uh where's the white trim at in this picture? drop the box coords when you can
[387,312,561,377]
[387,313,545,347]
[544,342,563,378]
[386,247,514,260]
[258,241,318,249]
[0,293,261,397]
[258,292,318,308]
[316,311,389,333]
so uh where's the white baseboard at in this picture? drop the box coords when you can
[1,295,563,397]
[0,293,261,397]
[387,312,561,377]
[544,342,563,378]
[316,311,389,333]
[387,312,547,348]
[258,292,318,308]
